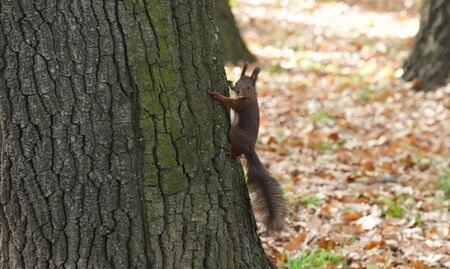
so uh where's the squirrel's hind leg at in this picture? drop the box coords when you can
[226,143,240,159]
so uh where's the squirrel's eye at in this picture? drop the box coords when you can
[247,87,250,90]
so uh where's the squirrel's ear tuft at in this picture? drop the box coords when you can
[241,62,249,78]
[250,67,260,84]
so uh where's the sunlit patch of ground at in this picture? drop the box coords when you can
[229,0,450,267]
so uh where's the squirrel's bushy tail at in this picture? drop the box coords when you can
[245,150,287,234]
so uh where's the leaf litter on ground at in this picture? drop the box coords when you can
[228,0,450,268]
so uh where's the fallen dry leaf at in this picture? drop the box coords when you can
[342,211,362,224]
[317,238,337,250]
[364,240,384,250]
[284,233,306,251]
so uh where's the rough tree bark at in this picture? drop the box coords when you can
[403,0,450,91]
[0,0,272,268]
[215,0,256,63]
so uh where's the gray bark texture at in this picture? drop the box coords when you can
[214,0,255,64]
[403,0,450,91]
[0,0,273,268]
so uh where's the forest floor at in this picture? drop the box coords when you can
[229,0,450,268]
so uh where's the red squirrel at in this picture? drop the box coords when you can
[209,63,287,234]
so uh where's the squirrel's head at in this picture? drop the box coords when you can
[234,63,260,98]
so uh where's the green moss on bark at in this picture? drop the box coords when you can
[161,168,186,195]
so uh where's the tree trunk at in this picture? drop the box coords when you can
[403,0,450,91]
[215,0,256,64]
[0,1,272,268]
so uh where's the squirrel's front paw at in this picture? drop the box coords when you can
[208,91,221,99]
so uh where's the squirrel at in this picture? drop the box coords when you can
[209,63,287,235]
